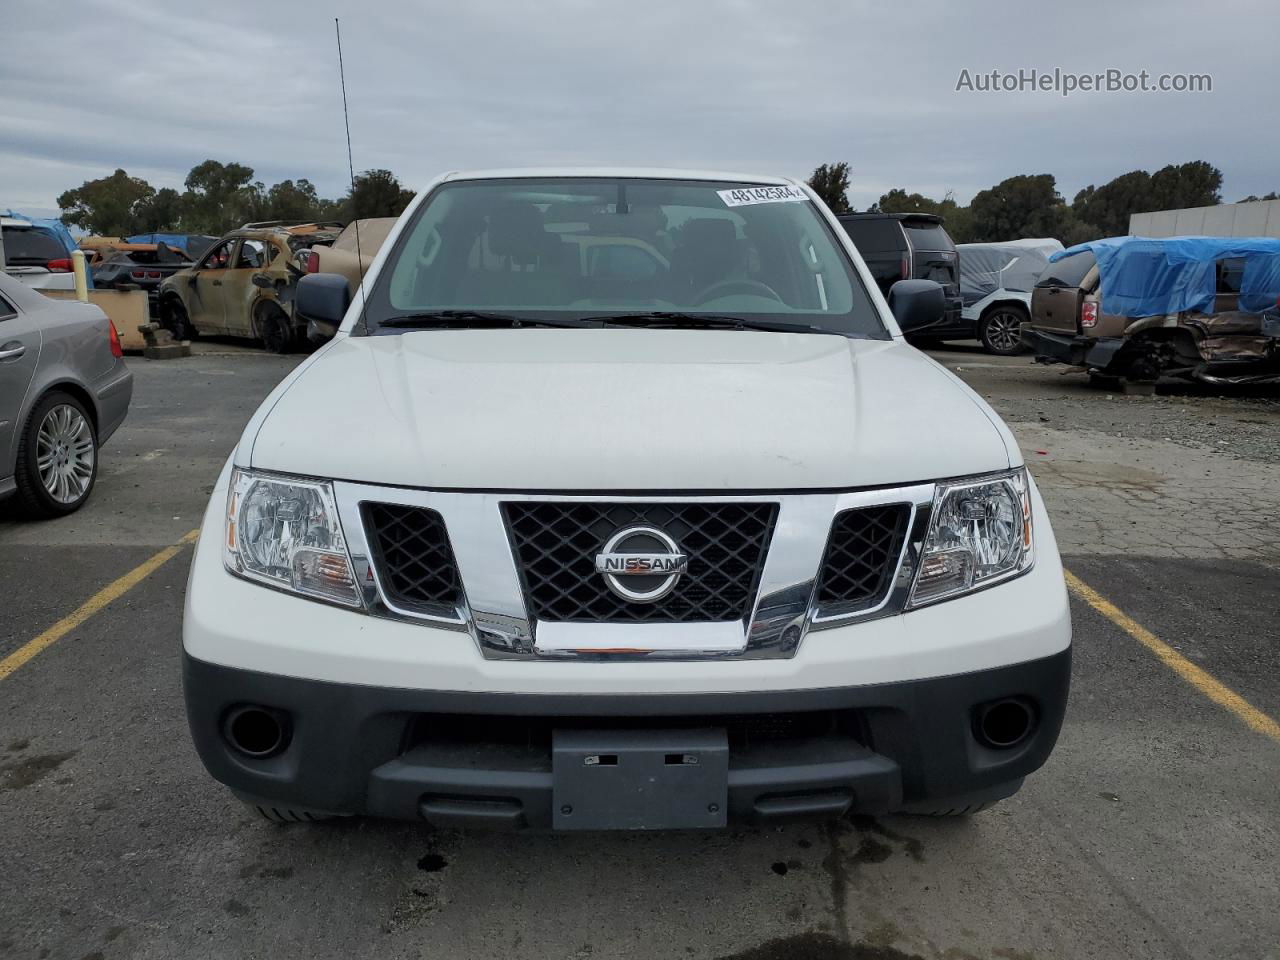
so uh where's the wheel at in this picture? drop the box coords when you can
[260,310,293,355]
[163,299,197,341]
[978,305,1028,355]
[13,391,98,519]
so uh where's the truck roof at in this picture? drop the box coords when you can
[838,212,945,225]
[440,167,799,186]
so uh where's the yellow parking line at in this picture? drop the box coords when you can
[1064,569,1280,744]
[0,529,200,683]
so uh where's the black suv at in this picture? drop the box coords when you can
[837,213,963,340]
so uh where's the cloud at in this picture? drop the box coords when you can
[2,0,1275,217]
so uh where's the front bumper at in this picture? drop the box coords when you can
[183,462,1072,826]
[184,646,1070,826]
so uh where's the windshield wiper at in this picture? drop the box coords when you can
[376,311,592,330]
[581,312,833,335]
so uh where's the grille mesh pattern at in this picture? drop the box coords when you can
[504,502,778,623]
[814,504,911,611]
[363,503,463,613]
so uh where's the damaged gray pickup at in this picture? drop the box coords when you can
[1023,236,1280,385]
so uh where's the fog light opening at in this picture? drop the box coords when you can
[224,706,289,758]
[975,698,1035,749]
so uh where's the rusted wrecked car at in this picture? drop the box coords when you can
[296,217,397,342]
[157,221,342,353]
[1024,236,1280,385]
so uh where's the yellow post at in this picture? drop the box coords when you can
[71,249,89,302]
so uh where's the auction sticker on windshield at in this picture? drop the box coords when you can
[718,185,810,207]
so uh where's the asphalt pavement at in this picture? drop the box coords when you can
[1,345,1277,960]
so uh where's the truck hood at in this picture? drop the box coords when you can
[247,330,1016,490]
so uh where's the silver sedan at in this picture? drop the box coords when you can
[0,271,133,518]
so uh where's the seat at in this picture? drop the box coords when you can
[455,203,570,307]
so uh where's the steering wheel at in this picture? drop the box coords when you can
[693,279,783,305]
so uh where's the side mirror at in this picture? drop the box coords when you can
[295,273,351,331]
[888,279,945,333]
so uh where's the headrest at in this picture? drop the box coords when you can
[677,218,736,249]
[487,203,549,260]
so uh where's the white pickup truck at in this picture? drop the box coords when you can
[183,169,1071,829]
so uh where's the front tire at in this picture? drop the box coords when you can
[14,391,99,519]
[979,305,1029,356]
[260,309,293,355]
[163,299,197,341]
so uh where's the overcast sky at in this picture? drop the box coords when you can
[3,0,1275,219]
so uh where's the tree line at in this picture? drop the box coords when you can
[58,157,1274,245]
[806,160,1272,244]
[56,160,417,237]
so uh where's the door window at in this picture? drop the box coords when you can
[235,240,267,269]
[199,240,235,270]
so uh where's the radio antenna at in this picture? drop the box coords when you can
[334,17,368,334]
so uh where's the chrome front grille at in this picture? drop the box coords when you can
[335,483,935,661]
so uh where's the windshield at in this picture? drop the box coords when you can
[364,177,886,338]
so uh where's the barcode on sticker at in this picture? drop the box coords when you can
[717,185,809,207]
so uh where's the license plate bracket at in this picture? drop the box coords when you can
[552,728,728,831]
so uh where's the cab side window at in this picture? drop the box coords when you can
[200,240,235,270]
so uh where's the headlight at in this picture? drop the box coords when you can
[223,469,361,607]
[908,467,1034,607]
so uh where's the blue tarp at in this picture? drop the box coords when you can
[1050,235,1280,317]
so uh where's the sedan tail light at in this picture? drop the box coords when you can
[108,320,124,358]
[1080,301,1099,329]
[46,258,73,272]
